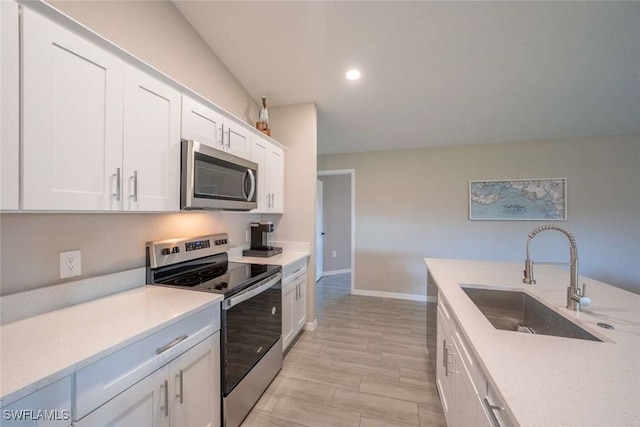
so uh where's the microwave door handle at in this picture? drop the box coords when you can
[246,169,256,201]
[241,170,249,200]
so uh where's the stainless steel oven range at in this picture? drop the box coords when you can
[146,233,282,427]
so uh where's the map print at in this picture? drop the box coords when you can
[469,179,566,220]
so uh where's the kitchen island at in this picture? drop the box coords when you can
[425,258,640,427]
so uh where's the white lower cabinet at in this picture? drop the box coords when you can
[281,259,308,350]
[74,365,167,427]
[1,377,71,427]
[436,295,512,427]
[1,0,20,211]
[169,333,220,427]
[74,333,220,427]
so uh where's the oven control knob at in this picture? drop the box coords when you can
[161,248,170,255]
[171,247,180,254]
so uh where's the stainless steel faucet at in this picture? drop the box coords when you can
[523,225,587,311]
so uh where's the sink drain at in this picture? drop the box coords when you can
[597,322,614,330]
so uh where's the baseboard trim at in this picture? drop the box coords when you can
[304,318,318,331]
[352,289,427,302]
[322,269,351,276]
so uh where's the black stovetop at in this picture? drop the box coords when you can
[148,254,281,298]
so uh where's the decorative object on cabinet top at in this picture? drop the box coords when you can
[256,96,271,137]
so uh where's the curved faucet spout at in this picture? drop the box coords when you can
[522,225,583,311]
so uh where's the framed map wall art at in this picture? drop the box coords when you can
[469,178,567,221]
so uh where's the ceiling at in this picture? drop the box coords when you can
[173,1,640,155]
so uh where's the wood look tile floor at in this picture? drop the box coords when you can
[242,274,445,427]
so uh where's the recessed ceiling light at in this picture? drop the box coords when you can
[345,69,361,81]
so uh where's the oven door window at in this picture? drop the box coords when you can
[222,283,281,395]
[194,153,256,202]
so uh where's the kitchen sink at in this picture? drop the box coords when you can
[461,287,602,342]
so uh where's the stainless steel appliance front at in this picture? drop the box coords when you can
[181,140,258,211]
[222,272,282,427]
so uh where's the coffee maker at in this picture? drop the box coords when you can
[242,221,283,258]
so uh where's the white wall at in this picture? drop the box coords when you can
[0,1,262,296]
[318,134,640,296]
[318,175,352,272]
[266,103,318,324]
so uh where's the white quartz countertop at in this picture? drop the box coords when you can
[0,285,222,406]
[230,251,310,268]
[425,258,640,427]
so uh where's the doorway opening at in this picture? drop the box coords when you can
[316,170,355,295]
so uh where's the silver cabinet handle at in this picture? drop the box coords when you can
[113,168,121,201]
[131,170,138,202]
[296,284,299,300]
[156,334,188,355]
[442,340,447,368]
[162,380,169,417]
[177,369,184,404]
[293,268,301,274]
[219,124,224,148]
[271,193,275,208]
[482,397,504,427]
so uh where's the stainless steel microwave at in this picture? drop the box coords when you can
[181,140,257,211]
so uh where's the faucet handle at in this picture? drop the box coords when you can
[578,283,591,307]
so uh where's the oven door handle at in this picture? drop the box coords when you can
[222,272,282,310]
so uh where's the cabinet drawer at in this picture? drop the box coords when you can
[75,304,220,419]
[453,327,478,390]
[437,293,455,333]
[283,259,307,285]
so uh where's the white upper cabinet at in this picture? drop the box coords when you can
[22,7,124,211]
[181,95,223,150]
[123,66,180,212]
[223,117,252,160]
[250,134,284,214]
[268,144,284,213]
[181,95,251,160]
[1,0,19,211]
[250,136,269,212]
[21,8,180,212]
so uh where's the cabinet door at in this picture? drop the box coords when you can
[436,309,455,427]
[454,347,478,427]
[250,136,269,213]
[1,377,71,427]
[1,0,19,210]
[169,333,221,427]
[281,283,296,350]
[181,95,223,150]
[224,118,251,160]
[74,365,169,427]
[267,146,284,213]
[123,66,180,212]
[22,8,124,211]
[294,276,307,331]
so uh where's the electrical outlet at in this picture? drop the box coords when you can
[246,230,251,243]
[60,250,81,279]
[332,251,337,258]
